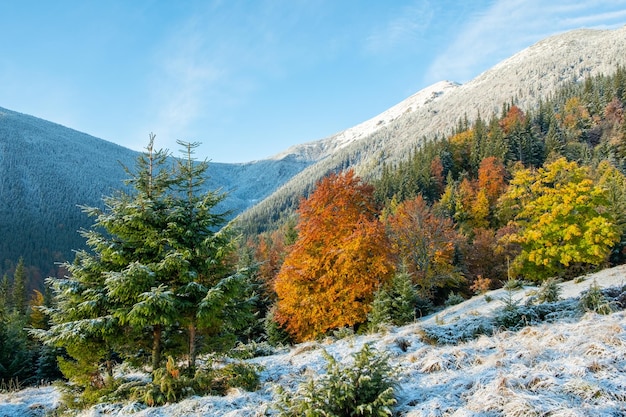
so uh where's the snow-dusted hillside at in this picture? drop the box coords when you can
[276,26,626,164]
[238,25,626,229]
[2,265,625,416]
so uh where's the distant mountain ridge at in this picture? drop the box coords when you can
[2,25,626,275]
[271,80,460,162]
[267,27,626,166]
[0,107,308,276]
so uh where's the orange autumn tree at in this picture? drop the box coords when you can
[250,225,293,302]
[477,156,508,205]
[274,170,394,342]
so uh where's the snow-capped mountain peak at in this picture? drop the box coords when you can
[271,80,460,162]
[331,80,460,150]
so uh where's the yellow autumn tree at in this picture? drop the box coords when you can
[499,158,620,280]
[273,170,394,342]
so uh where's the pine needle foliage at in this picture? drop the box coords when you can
[274,344,398,417]
[534,277,562,304]
[368,270,422,331]
[579,280,613,315]
[37,135,246,407]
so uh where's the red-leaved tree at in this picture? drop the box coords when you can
[385,195,465,302]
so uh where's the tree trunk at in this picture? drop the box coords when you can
[106,348,114,379]
[152,324,162,373]
[188,322,197,375]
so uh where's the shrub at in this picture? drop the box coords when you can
[203,361,261,394]
[602,284,626,310]
[503,278,524,291]
[421,315,493,344]
[532,277,562,304]
[414,295,434,319]
[444,292,465,307]
[367,286,393,332]
[273,344,398,416]
[579,280,613,315]
[494,304,536,330]
[264,306,292,347]
[127,356,192,407]
[368,271,420,332]
[470,275,493,295]
[332,326,355,340]
[120,356,262,407]
[228,341,278,360]
[493,286,535,330]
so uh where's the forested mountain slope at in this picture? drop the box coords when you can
[236,25,626,233]
[0,107,309,280]
[0,107,137,278]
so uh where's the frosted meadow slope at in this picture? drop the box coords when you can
[1,265,625,416]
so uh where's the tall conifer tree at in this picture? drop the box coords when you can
[38,135,244,403]
[165,140,244,373]
[12,257,28,315]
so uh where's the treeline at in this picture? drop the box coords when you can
[375,68,626,204]
[0,257,62,387]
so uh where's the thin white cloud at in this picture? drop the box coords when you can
[425,0,626,85]
[365,1,434,54]
[136,1,316,155]
[560,9,626,27]
[136,6,237,152]
[156,34,223,138]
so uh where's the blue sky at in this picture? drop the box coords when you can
[1,1,625,163]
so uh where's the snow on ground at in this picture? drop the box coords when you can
[0,386,60,416]
[2,265,625,416]
[420,265,626,327]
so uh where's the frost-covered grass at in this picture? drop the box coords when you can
[1,265,625,416]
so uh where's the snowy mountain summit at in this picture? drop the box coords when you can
[272,80,460,162]
[269,26,626,167]
[331,80,460,150]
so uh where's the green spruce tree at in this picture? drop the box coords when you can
[94,134,177,373]
[0,273,10,315]
[38,135,248,406]
[165,140,238,372]
[12,257,28,315]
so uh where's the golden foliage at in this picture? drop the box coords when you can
[274,170,394,342]
[498,158,620,280]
